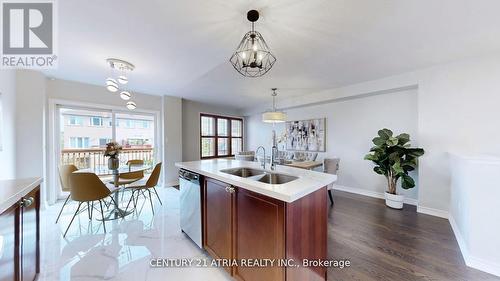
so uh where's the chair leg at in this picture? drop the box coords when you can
[98,200,106,233]
[147,189,154,215]
[108,195,119,208]
[133,190,138,209]
[328,189,334,205]
[152,187,162,205]
[55,194,71,224]
[125,190,135,212]
[87,202,91,220]
[90,201,94,220]
[63,202,82,237]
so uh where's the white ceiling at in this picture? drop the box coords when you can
[44,0,500,111]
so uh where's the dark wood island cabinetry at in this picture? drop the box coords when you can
[0,178,41,281]
[204,177,327,281]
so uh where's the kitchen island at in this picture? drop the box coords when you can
[0,177,42,281]
[175,159,336,281]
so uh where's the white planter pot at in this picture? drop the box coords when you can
[385,192,404,209]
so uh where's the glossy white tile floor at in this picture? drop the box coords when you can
[39,187,232,281]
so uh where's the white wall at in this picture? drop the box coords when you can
[416,54,500,215]
[163,96,182,185]
[0,70,17,180]
[15,71,47,178]
[245,89,419,201]
[182,99,241,161]
[449,154,500,276]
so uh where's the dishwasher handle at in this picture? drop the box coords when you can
[179,169,200,182]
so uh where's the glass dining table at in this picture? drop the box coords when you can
[74,165,151,220]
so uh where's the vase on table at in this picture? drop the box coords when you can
[108,157,119,170]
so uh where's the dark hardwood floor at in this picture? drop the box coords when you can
[328,190,499,281]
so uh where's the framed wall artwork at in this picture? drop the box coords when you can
[285,118,326,152]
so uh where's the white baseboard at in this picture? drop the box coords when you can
[449,215,500,277]
[332,185,418,206]
[416,206,449,219]
[448,215,469,261]
[467,255,500,277]
[335,185,500,276]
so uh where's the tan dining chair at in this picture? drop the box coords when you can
[323,158,340,205]
[56,164,78,224]
[113,159,146,202]
[124,163,162,214]
[64,172,118,237]
[116,159,145,185]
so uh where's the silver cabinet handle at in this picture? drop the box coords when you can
[20,197,34,207]
[225,185,236,193]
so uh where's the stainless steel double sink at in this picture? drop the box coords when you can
[220,167,298,185]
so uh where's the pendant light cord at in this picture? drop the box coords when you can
[272,89,277,111]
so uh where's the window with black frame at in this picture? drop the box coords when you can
[200,114,243,159]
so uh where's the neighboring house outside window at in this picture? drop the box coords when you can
[90,116,103,126]
[127,138,151,146]
[139,120,150,129]
[70,137,90,148]
[99,138,112,147]
[68,116,83,126]
[120,119,133,128]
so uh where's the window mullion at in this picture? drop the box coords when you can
[111,111,116,142]
[228,118,232,156]
[214,117,219,157]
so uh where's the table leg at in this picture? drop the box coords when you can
[100,171,133,221]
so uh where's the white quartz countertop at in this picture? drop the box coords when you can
[175,159,336,203]
[0,177,43,213]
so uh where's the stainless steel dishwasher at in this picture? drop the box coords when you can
[179,169,203,248]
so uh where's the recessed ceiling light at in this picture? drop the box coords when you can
[120,91,131,100]
[126,101,137,110]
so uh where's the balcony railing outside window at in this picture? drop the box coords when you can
[61,147,154,170]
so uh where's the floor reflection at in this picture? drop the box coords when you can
[38,187,231,281]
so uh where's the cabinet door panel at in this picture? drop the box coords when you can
[204,178,233,274]
[234,188,285,281]
[0,205,19,281]
[286,187,327,281]
[21,188,40,281]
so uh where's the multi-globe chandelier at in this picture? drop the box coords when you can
[105,58,136,110]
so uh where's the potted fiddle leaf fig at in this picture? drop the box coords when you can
[364,128,424,209]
